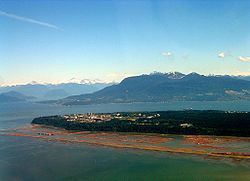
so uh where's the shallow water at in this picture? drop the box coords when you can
[1,136,250,181]
[0,101,250,180]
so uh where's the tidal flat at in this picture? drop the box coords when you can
[1,125,250,180]
[1,102,250,180]
[2,125,250,160]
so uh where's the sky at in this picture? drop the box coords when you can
[0,0,250,86]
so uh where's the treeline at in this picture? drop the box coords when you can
[31,110,250,137]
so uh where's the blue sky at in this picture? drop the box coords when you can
[0,0,250,85]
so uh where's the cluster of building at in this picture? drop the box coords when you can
[63,113,112,123]
[225,111,248,114]
[180,123,193,128]
[63,112,161,123]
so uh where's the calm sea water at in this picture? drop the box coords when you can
[0,101,250,180]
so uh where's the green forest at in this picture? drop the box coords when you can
[32,110,250,137]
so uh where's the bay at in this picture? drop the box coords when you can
[0,101,250,180]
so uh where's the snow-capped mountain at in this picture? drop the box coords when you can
[0,80,113,100]
[164,72,185,79]
[66,78,107,85]
[51,72,250,105]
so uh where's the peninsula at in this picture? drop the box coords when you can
[32,110,250,137]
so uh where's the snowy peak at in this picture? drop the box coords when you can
[149,71,185,79]
[28,81,41,85]
[165,72,185,79]
[80,79,104,84]
[67,78,107,85]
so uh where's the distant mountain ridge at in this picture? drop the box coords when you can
[0,91,35,103]
[46,72,250,105]
[234,75,250,81]
[0,82,113,100]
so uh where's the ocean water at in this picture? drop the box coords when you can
[0,101,250,180]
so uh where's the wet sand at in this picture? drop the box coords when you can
[1,125,250,160]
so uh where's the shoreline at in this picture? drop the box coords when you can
[2,125,250,160]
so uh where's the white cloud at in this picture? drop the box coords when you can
[162,52,172,58]
[218,52,226,58]
[238,56,250,62]
[0,10,62,30]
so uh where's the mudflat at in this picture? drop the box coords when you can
[2,125,250,160]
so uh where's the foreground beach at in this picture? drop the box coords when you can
[2,125,250,160]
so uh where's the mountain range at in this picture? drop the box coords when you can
[45,72,250,105]
[0,81,113,101]
[0,91,35,102]
[233,75,250,81]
